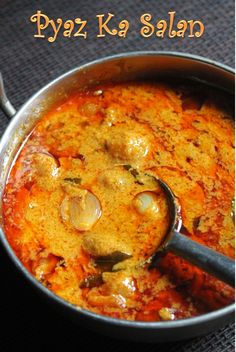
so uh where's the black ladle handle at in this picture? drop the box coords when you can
[166,231,235,287]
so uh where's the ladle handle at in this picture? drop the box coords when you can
[167,231,235,287]
[0,73,16,119]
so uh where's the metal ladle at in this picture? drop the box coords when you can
[150,178,235,288]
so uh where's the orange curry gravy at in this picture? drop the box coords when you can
[3,81,235,321]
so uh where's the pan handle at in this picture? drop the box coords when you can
[167,230,235,287]
[0,73,16,119]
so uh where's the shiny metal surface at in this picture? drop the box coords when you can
[0,52,234,342]
[0,73,16,119]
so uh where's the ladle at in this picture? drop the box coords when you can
[150,178,235,288]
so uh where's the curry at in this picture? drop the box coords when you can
[2,81,235,321]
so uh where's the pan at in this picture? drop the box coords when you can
[0,52,234,342]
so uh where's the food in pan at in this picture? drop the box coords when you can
[3,81,235,321]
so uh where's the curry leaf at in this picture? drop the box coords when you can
[64,177,82,184]
[95,251,132,272]
[80,274,103,288]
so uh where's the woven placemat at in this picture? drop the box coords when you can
[0,0,235,350]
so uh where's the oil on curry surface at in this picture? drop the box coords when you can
[3,81,235,321]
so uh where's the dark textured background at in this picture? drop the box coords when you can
[0,0,235,350]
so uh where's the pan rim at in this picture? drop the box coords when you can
[0,50,234,331]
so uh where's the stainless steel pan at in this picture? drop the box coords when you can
[0,52,234,342]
